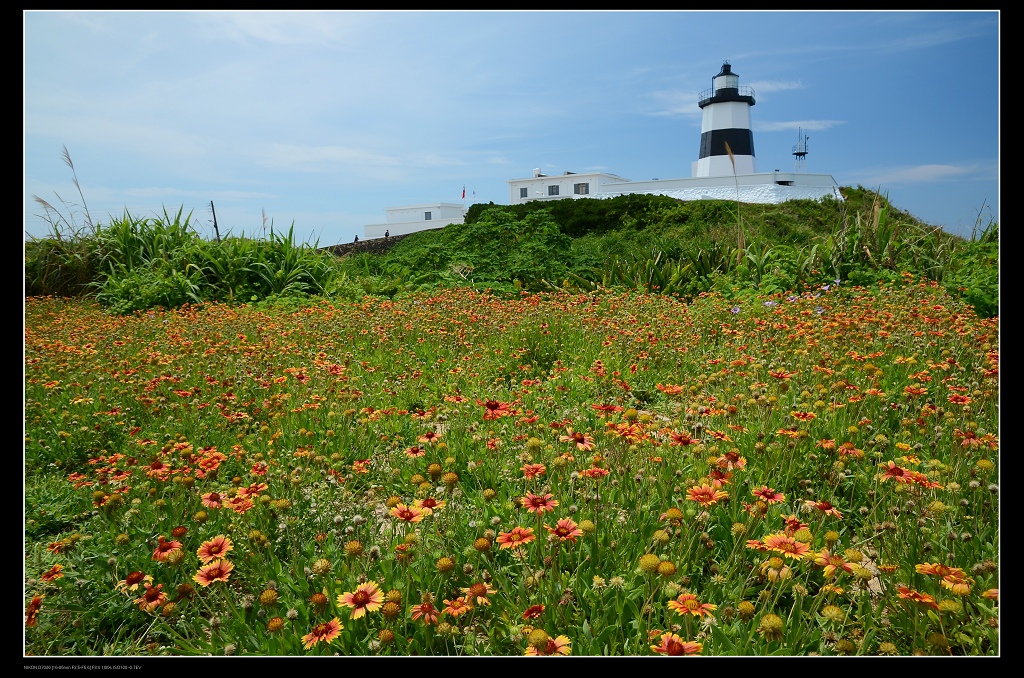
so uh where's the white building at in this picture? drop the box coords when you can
[368,62,841,239]
[507,61,841,207]
[508,168,632,204]
[364,202,466,240]
[507,169,843,206]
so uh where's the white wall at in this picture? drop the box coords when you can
[701,101,753,133]
[694,154,756,177]
[386,203,465,224]
[601,172,837,192]
[364,202,465,239]
[507,172,631,204]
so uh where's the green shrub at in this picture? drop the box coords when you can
[25,173,996,318]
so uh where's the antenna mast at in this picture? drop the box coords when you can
[792,128,809,172]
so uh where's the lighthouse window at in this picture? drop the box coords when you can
[520,188,528,199]
[424,212,432,220]
[548,185,560,196]
[573,182,590,195]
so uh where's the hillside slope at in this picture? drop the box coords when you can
[333,186,996,318]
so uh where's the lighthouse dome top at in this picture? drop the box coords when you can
[699,61,755,108]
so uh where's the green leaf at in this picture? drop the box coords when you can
[709,622,736,652]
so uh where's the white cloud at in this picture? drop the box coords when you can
[756,120,846,132]
[54,11,115,35]
[852,164,978,185]
[748,79,803,94]
[26,113,209,159]
[862,18,997,55]
[250,144,402,177]
[647,79,804,118]
[188,11,372,47]
[646,90,702,117]
[116,187,278,201]
[254,143,467,175]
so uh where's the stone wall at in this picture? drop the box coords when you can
[319,233,415,258]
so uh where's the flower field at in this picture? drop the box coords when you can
[24,279,999,656]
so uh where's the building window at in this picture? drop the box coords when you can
[573,182,590,195]
[548,185,560,196]
[424,212,431,220]
[520,187,528,199]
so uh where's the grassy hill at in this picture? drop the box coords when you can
[25,186,998,318]
[333,186,997,317]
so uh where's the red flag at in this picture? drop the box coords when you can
[462,185,466,199]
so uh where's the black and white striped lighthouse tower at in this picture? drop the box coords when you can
[693,61,757,177]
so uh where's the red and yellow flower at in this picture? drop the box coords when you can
[193,559,234,587]
[151,536,183,562]
[40,564,64,582]
[337,581,384,619]
[411,601,440,625]
[478,399,516,420]
[559,428,595,451]
[302,617,342,650]
[521,463,546,479]
[804,499,843,519]
[896,586,939,611]
[200,491,224,509]
[686,484,728,507]
[522,604,545,620]
[761,532,812,560]
[496,526,536,550]
[650,632,703,655]
[667,593,717,618]
[196,535,233,564]
[443,596,473,617]
[26,594,44,627]
[521,492,559,515]
[412,496,446,514]
[544,518,583,543]
[809,549,854,578]
[116,570,153,594]
[462,581,496,606]
[390,503,425,523]
[524,633,572,656]
[752,486,785,504]
[135,582,168,613]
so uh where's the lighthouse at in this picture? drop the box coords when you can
[693,61,757,178]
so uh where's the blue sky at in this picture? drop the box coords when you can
[24,10,999,246]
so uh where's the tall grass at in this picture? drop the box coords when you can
[27,146,102,298]
[27,207,339,313]
[724,141,745,266]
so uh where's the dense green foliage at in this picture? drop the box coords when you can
[383,189,998,316]
[26,184,998,318]
[26,209,336,314]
